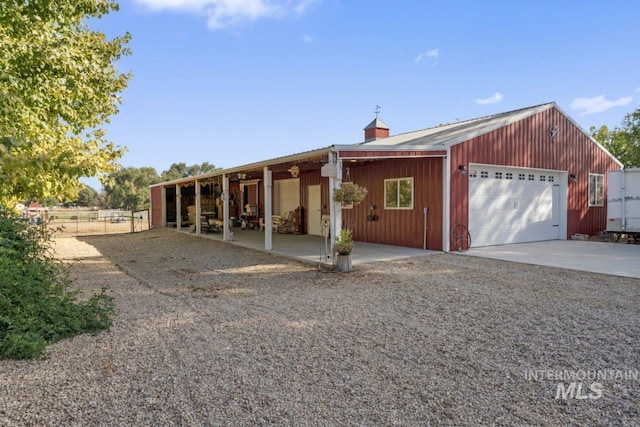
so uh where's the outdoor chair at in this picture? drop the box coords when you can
[277,211,296,234]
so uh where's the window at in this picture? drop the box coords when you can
[385,178,413,209]
[519,174,525,180]
[506,172,513,180]
[549,176,555,183]
[495,172,503,179]
[540,175,546,182]
[480,171,489,178]
[469,170,477,178]
[528,174,535,181]
[589,173,604,206]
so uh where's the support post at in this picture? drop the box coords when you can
[442,153,450,252]
[195,180,202,234]
[264,167,272,250]
[161,186,166,227]
[329,154,343,264]
[223,175,230,241]
[176,184,182,230]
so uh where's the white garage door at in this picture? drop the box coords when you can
[468,165,561,247]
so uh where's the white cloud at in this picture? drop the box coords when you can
[570,95,633,115]
[133,0,319,29]
[302,34,313,43]
[415,48,439,63]
[293,0,320,15]
[475,92,503,105]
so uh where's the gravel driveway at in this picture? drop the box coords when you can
[1,229,638,426]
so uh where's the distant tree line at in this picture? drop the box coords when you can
[591,107,640,168]
[61,162,220,210]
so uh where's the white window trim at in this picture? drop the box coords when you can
[384,177,414,210]
[588,173,604,207]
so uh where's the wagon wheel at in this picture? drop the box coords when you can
[451,223,471,251]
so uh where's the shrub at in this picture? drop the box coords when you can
[0,207,114,359]
[334,228,355,255]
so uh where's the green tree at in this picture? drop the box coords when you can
[77,185,98,207]
[0,0,131,206]
[103,166,159,210]
[591,108,640,168]
[161,162,220,181]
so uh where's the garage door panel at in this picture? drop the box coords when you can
[468,166,561,247]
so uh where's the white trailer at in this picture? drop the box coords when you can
[607,168,640,235]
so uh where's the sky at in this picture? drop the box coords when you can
[84,0,640,188]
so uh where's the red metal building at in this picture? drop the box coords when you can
[150,102,622,253]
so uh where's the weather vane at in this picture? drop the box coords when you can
[374,105,381,118]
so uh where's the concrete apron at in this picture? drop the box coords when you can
[176,227,437,267]
[461,240,640,279]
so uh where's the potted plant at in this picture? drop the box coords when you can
[334,228,354,272]
[332,182,368,206]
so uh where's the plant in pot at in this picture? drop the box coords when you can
[332,182,368,206]
[334,228,355,272]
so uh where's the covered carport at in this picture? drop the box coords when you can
[149,147,360,265]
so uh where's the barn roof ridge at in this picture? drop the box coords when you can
[358,102,557,148]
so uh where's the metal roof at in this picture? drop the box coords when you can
[150,145,333,188]
[358,102,556,149]
[363,117,389,130]
[151,101,622,188]
[344,102,621,167]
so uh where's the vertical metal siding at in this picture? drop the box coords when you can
[450,107,621,250]
[340,157,444,250]
[150,186,163,228]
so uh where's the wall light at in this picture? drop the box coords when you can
[237,173,246,180]
[458,164,467,175]
[570,173,577,182]
[289,165,300,178]
[367,204,378,221]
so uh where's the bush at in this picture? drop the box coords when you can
[334,228,354,255]
[0,207,114,359]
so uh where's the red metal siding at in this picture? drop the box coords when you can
[450,106,621,250]
[340,157,444,250]
[150,186,163,228]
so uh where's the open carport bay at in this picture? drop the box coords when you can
[462,240,640,279]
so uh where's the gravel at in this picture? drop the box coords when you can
[1,228,638,426]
